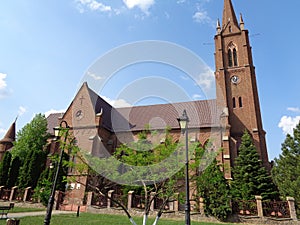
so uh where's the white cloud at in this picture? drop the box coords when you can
[193,94,202,100]
[123,0,155,15]
[45,109,65,118]
[278,116,300,135]
[177,0,186,3]
[0,128,7,138]
[0,73,11,99]
[0,73,7,90]
[193,10,212,24]
[87,71,104,80]
[287,107,300,113]
[195,66,214,92]
[75,0,112,13]
[18,106,27,116]
[103,96,132,108]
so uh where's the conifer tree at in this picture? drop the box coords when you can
[18,149,33,188]
[196,158,232,221]
[18,148,47,189]
[7,156,21,188]
[0,151,12,186]
[34,167,54,206]
[231,131,278,200]
[272,122,300,202]
[14,114,49,189]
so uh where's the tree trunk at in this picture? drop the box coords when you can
[142,214,148,225]
[129,217,138,225]
[152,216,160,225]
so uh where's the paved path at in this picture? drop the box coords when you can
[7,210,75,218]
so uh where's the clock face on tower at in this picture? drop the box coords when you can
[231,75,239,84]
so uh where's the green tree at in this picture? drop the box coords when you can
[272,121,300,202]
[34,167,55,206]
[84,127,186,225]
[196,158,232,221]
[38,151,69,191]
[18,148,47,189]
[13,114,49,189]
[7,156,21,188]
[231,131,278,200]
[0,151,12,186]
[34,128,75,206]
[114,128,185,224]
[12,113,49,160]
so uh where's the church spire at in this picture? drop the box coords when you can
[222,0,239,30]
[0,120,16,160]
[0,121,16,144]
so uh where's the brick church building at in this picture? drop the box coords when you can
[46,0,270,206]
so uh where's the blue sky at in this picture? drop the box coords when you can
[0,0,299,161]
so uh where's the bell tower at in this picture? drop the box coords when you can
[215,0,269,169]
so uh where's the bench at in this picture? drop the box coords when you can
[0,203,14,219]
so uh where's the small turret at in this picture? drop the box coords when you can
[239,13,245,30]
[0,120,16,161]
[216,19,221,34]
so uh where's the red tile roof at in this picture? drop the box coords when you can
[47,84,220,133]
[115,99,219,131]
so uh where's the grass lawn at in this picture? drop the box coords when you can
[9,207,45,213]
[0,213,233,225]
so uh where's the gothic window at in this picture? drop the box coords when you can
[228,43,238,68]
[233,97,236,108]
[233,48,238,66]
[228,49,233,67]
[229,26,232,33]
[239,97,243,107]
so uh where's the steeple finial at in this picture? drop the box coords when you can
[222,0,239,30]
[216,19,221,34]
[239,13,245,30]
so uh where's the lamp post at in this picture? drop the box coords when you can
[44,120,69,225]
[177,110,191,225]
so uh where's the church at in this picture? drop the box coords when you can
[44,0,270,205]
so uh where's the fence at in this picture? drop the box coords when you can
[87,191,177,212]
[86,191,298,221]
[1,186,296,221]
[0,186,36,203]
[262,200,290,218]
[91,192,108,208]
[232,196,297,220]
[232,200,258,216]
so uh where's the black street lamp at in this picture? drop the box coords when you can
[177,110,191,225]
[44,120,69,225]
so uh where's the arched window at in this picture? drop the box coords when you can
[238,97,243,107]
[228,49,233,67]
[233,48,238,66]
[233,97,236,108]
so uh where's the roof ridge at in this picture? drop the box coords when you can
[116,98,217,110]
